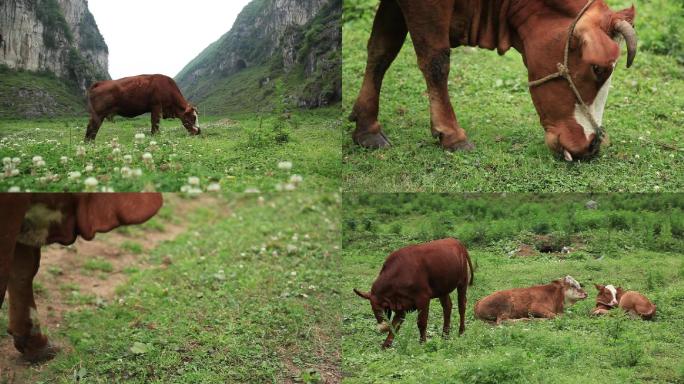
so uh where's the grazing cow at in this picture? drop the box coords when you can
[350,0,637,160]
[353,238,474,349]
[474,276,587,323]
[592,284,656,320]
[85,74,201,141]
[0,193,162,362]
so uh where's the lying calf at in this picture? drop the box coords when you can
[354,238,474,349]
[592,284,656,320]
[474,276,587,324]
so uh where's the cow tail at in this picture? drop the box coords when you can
[465,248,474,286]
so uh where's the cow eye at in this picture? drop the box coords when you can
[591,65,612,83]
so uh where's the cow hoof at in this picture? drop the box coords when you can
[444,140,475,152]
[381,341,393,349]
[354,131,391,149]
[22,341,60,364]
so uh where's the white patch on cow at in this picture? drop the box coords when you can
[574,76,612,140]
[16,204,63,247]
[193,111,199,126]
[29,307,42,336]
[377,321,390,333]
[605,284,618,306]
[564,275,581,289]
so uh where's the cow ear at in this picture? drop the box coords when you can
[594,283,604,291]
[574,8,621,67]
[612,5,635,25]
[353,288,371,300]
[76,193,163,240]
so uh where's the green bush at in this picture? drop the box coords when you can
[36,0,73,49]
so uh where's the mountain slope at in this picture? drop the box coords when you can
[176,0,341,115]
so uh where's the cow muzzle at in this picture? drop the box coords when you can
[190,126,201,135]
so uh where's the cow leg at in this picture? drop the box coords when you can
[417,300,430,343]
[85,114,104,141]
[0,196,30,309]
[397,0,473,151]
[7,244,58,362]
[439,294,452,336]
[350,0,408,148]
[457,287,467,335]
[381,310,406,349]
[151,105,161,135]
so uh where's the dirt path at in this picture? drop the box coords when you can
[0,195,226,383]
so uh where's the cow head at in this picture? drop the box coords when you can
[525,1,637,160]
[594,283,624,308]
[354,288,391,333]
[181,105,201,135]
[559,275,588,304]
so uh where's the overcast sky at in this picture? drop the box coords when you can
[89,0,252,80]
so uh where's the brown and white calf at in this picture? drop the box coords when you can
[474,276,587,324]
[354,238,474,349]
[592,284,656,320]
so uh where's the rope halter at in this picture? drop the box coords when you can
[528,0,605,153]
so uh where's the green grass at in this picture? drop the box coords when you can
[0,108,341,192]
[342,1,684,192]
[342,194,684,383]
[7,192,341,383]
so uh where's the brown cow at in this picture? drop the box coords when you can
[353,238,474,349]
[85,74,201,141]
[0,193,163,362]
[350,0,637,160]
[474,276,587,324]
[592,284,656,320]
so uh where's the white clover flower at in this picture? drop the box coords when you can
[653,185,661,192]
[188,187,202,196]
[110,138,120,149]
[76,146,86,157]
[32,156,44,167]
[245,188,261,194]
[84,177,98,191]
[180,185,190,193]
[68,171,82,180]
[289,174,303,184]
[277,161,293,171]
[85,164,94,173]
[188,176,200,186]
[10,169,19,177]
[60,156,69,165]
[142,153,153,163]
[2,157,10,166]
[284,183,296,191]
[112,148,121,155]
[121,167,132,178]
[135,133,146,143]
[275,183,284,192]
[100,186,115,192]
[123,154,133,165]
[132,168,143,177]
[8,186,21,192]
[11,157,20,165]
[207,182,221,192]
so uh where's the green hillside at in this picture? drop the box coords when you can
[0,66,86,119]
[176,0,341,115]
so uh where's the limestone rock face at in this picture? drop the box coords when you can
[0,0,109,92]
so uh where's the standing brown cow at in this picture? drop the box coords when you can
[350,0,637,160]
[354,238,474,349]
[474,276,587,324]
[0,193,162,362]
[85,74,201,141]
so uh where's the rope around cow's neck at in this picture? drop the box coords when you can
[528,0,605,147]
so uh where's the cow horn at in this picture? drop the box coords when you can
[614,20,637,68]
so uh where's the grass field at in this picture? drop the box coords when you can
[0,192,341,383]
[342,194,684,383]
[342,0,684,193]
[0,108,341,192]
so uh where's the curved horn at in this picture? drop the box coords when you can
[614,20,637,68]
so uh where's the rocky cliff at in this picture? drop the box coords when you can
[0,0,109,94]
[176,0,341,115]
